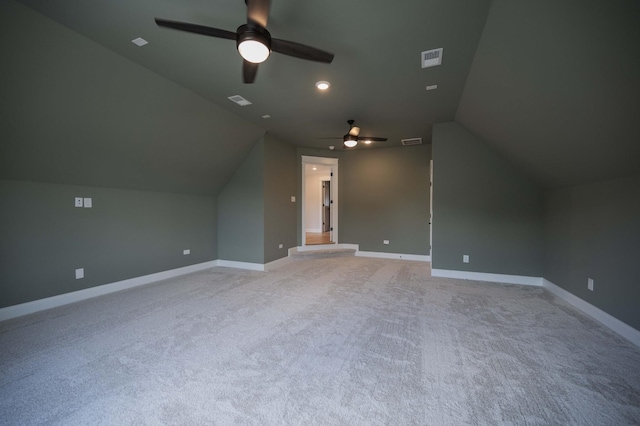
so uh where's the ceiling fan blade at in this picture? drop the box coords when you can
[155,19,236,40]
[359,136,388,142]
[271,38,334,63]
[246,0,271,27]
[243,60,259,83]
[349,126,361,137]
[317,137,343,140]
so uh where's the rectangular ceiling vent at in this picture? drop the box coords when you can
[421,48,443,68]
[227,95,252,106]
[401,138,423,146]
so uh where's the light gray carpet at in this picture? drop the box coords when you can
[1,257,639,425]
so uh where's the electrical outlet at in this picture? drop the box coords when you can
[463,255,470,263]
[183,249,190,255]
[588,278,594,291]
[383,240,390,245]
[75,197,83,208]
[279,244,283,249]
[75,268,84,279]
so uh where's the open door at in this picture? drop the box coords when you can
[301,156,339,248]
[322,180,331,233]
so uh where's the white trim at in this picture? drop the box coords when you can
[543,279,640,347]
[429,159,433,257]
[0,261,218,322]
[296,243,358,252]
[431,268,543,286]
[216,260,264,271]
[301,156,338,247]
[356,251,431,262]
[264,256,292,271]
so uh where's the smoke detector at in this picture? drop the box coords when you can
[401,138,423,146]
[421,48,443,68]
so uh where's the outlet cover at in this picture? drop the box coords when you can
[279,244,284,249]
[588,278,594,291]
[383,240,390,245]
[75,268,84,279]
[463,255,470,263]
[75,197,83,207]
[291,196,296,202]
[183,249,190,255]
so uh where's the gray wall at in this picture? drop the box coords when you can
[295,146,430,255]
[455,0,640,188]
[341,145,431,254]
[543,175,640,330]
[264,134,297,263]
[432,122,543,276]
[217,139,265,264]
[0,0,264,195]
[0,180,216,308]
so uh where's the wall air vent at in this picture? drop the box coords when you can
[227,95,252,106]
[421,48,443,68]
[401,138,423,146]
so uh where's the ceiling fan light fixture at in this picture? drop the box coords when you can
[363,140,372,144]
[238,39,270,63]
[237,24,271,63]
[343,135,358,148]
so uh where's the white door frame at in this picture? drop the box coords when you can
[301,155,338,248]
[430,159,433,257]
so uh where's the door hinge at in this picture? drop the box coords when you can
[330,227,333,231]
[330,200,333,204]
[330,172,333,177]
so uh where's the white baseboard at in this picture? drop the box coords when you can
[356,251,431,262]
[0,260,218,322]
[216,260,264,271]
[543,279,640,347]
[431,268,543,287]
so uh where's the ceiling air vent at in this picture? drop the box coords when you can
[227,95,252,106]
[421,48,443,68]
[401,138,423,146]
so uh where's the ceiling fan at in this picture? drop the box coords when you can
[155,0,334,83]
[326,120,388,148]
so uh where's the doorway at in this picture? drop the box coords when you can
[302,156,338,247]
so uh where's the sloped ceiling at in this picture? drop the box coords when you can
[1,0,639,193]
[456,0,640,188]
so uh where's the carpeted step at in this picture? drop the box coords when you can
[290,248,356,260]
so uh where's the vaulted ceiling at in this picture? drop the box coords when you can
[3,0,640,190]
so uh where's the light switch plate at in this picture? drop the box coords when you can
[83,198,92,208]
[75,268,84,279]
[183,249,190,255]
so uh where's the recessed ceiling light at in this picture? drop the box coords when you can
[262,114,271,119]
[315,81,330,90]
[312,167,317,171]
[131,37,148,47]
